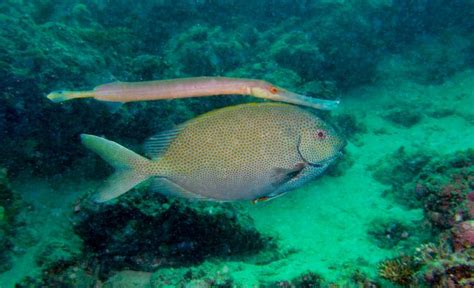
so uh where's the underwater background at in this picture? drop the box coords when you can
[1,0,474,287]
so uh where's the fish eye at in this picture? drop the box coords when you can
[269,86,278,94]
[315,129,326,140]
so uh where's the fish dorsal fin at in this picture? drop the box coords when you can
[144,125,185,159]
[151,177,207,200]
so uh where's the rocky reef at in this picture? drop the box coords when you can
[372,149,474,286]
[373,148,474,230]
[15,187,275,286]
[73,191,273,276]
[0,168,21,273]
[271,271,324,288]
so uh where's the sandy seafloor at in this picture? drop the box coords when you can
[1,66,473,287]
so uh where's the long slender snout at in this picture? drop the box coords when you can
[276,89,340,110]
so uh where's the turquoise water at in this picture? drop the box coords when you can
[1,1,473,287]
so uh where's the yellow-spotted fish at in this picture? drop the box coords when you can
[81,103,345,203]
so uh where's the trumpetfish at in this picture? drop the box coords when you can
[47,77,339,110]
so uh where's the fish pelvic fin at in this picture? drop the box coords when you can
[81,134,152,203]
[46,90,94,103]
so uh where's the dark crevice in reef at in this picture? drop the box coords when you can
[72,191,274,279]
[0,168,22,273]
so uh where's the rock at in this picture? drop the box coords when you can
[103,270,152,288]
[72,190,273,277]
[452,220,474,251]
[0,168,22,273]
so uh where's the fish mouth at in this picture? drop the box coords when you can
[296,136,343,168]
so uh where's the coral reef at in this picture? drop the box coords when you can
[412,150,474,230]
[371,147,474,229]
[370,146,433,207]
[0,168,21,273]
[331,113,368,140]
[269,31,325,82]
[103,270,152,288]
[374,149,474,287]
[350,270,380,288]
[451,220,474,252]
[383,108,423,128]
[367,219,412,249]
[378,255,419,286]
[413,241,473,287]
[17,266,98,288]
[271,271,324,288]
[163,24,250,77]
[35,239,82,276]
[149,264,234,288]
[15,189,275,286]
[72,190,274,278]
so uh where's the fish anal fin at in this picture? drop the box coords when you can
[151,177,206,200]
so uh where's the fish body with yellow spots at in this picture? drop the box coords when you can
[81,103,345,203]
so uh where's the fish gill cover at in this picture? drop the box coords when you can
[0,0,474,287]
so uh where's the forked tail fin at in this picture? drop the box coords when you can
[81,134,151,202]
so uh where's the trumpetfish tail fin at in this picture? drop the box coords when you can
[80,134,152,202]
[46,90,94,103]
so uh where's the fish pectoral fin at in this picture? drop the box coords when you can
[151,177,207,200]
[270,162,306,187]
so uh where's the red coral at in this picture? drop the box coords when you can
[452,220,474,251]
[468,191,474,218]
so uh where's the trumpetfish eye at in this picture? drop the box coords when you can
[269,86,278,94]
